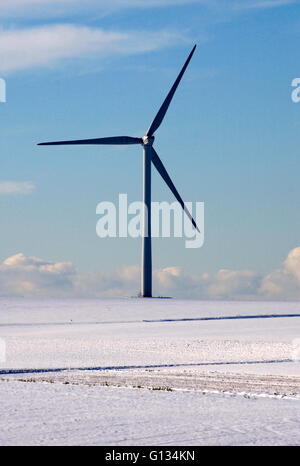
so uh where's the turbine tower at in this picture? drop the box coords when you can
[38,45,199,298]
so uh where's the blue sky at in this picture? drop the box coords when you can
[0,0,300,298]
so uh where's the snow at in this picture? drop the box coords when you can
[0,381,300,446]
[0,298,299,374]
[0,298,300,445]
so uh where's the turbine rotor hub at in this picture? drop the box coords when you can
[142,135,155,146]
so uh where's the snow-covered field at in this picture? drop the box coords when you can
[0,298,300,445]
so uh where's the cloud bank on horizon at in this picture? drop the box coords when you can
[1,247,300,300]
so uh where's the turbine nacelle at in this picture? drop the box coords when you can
[142,135,155,146]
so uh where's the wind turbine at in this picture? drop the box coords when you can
[38,45,199,298]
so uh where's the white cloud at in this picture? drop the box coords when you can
[259,247,300,300]
[0,0,294,74]
[284,247,300,281]
[0,181,35,195]
[0,253,75,297]
[153,266,262,299]
[1,247,300,299]
[0,24,186,74]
